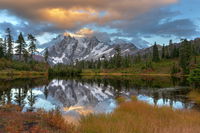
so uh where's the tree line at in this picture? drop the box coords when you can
[69,39,200,75]
[0,28,49,72]
[0,28,37,62]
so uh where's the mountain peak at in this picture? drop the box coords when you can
[45,35,138,65]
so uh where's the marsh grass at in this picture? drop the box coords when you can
[79,97,200,133]
[188,90,200,104]
[0,71,47,79]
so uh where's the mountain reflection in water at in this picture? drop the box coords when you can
[0,76,198,120]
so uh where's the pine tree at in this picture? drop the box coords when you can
[28,34,37,59]
[179,39,191,74]
[188,65,200,87]
[103,59,108,69]
[169,40,173,58]
[162,44,165,59]
[134,54,141,63]
[15,32,26,60]
[44,48,49,63]
[97,58,101,69]
[172,45,179,58]
[0,38,4,58]
[165,46,170,59]
[123,55,130,68]
[152,42,160,62]
[6,28,13,60]
[114,46,122,68]
[23,49,29,63]
[3,37,7,56]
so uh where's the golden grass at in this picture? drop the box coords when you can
[81,72,172,77]
[188,91,200,104]
[0,70,47,79]
[79,97,200,133]
[2,98,200,133]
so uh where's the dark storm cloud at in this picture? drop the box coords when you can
[0,22,19,38]
[0,20,66,39]
[109,9,199,38]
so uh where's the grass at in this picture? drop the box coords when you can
[81,59,176,76]
[79,97,200,133]
[188,90,200,104]
[81,56,200,76]
[0,70,48,79]
[2,97,200,133]
[0,104,77,133]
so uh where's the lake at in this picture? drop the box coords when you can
[0,76,198,122]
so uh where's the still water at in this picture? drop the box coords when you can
[0,76,198,120]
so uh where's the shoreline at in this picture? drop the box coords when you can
[0,71,48,79]
[0,70,187,79]
[81,72,187,77]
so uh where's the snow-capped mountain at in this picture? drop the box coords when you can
[45,34,138,65]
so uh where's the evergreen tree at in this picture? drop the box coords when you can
[188,65,200,87]
[23,49,29,63]
[97,58,101,69]
[15,32,26,60]
[44,48,49,63]
[162,44,165,59]
[179,39,191,74]
[134,54,141,63]
[0,46,3,58]
[114,46,122,68]
[165,46,170,59]
[152,42,160,62]
[169,40,173,58]
[172,45,179,58]
[28,34,37,59]
[6,28,13,60]
[101,55,108,69]
[103,59,108,69]
[3,37,7,56]
[123,55,130,68]
[191,44,198,64]
[0,38,4,58]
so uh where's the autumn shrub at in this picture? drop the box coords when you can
[0,105,77,133]
[38,109,77,133]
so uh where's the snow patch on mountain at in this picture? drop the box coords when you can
[44,34,138,65]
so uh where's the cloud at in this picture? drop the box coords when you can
[75,28,94,36]
[0,22,18,37]
[0,0,178,29]
[1,0,199,48]
[109,8,199,38]
[0,17,65,39]
[63,28,111,43]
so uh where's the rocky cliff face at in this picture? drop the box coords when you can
[44,35,138,65]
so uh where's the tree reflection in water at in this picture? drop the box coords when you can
[0,76,199,113]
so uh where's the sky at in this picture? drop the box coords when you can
[0,0,199,47]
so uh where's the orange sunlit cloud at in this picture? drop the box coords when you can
[0,0,178,29]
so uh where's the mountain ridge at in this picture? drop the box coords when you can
[45,34,139,65]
